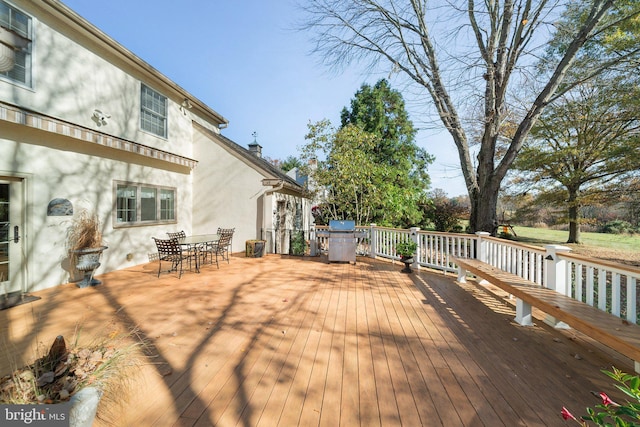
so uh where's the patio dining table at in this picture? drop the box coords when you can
[178,234,220,273]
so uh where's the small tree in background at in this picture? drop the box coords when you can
[513,77,640,244]
[423,190,469,233]
[301,121,390,225]
[300,80,434,227]
[266,155,303,173]
[280,156,303,173]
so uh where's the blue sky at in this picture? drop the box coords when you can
[61,0,467,196]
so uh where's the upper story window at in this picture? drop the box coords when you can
[0,1,32,86]
[140,84,167,138]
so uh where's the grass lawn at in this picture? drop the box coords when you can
[512,226,640,267]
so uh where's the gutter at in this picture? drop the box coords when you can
[265,180,285,195]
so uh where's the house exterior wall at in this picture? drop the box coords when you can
[1,117,194,292]
[192,129,314,254]
[1,0,196,158]
[192,127,267,250]
[261,192,314,254]
[0,0,309,293]
[0,1,205,291]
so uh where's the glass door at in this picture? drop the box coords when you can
[0,179,24,295]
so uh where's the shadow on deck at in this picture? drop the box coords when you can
[1,254,632,426]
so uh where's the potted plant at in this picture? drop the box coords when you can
[290,231,307,256]
[396,240,417,273]
[0,331,142,427]
[67,210,108,287]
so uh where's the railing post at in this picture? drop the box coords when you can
[544,244,572,328]
[475,232,490,262]
[369,223,377,259]
[309,225,317,256]
[410,227,420,269]
[544,245,572,295]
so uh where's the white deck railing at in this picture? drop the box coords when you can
[479,235,546,285]
[310,225,640,324]
[560,252,638,324]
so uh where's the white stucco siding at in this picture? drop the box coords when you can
[192,127,266,253]
[1,126,193,292]
[0,4,195,159]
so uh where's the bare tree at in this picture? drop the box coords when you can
[299,0,640,232]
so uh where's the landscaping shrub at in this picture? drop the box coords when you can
[424,199,468,232]
[600,220,634,235]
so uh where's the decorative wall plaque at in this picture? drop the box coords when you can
[47,198,73,216]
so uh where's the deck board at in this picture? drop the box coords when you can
[274,271,330,427]
[356,265,382,427]
[1,254,635,426]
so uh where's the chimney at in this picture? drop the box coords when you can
[248,142,262,158]
[248,131,262,158]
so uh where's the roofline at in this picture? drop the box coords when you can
[193,122,306,196]
[0,101,198,170]
[34,0,229,128]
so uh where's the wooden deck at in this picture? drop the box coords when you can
[1,254,635,426]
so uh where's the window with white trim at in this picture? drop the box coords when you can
[160,189,175,220]
[140,84,167,137]
[0,1,32,86]
[115,182,175,226]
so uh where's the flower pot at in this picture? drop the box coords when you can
[69,387,102,427]
[400,255,414,273]
[72,246,108,287]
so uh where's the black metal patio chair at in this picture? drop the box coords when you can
[166,230,186,240]
[202,232,233,269]
[152,237,194,278]
[216,227,235,261]
[167,230,199,260]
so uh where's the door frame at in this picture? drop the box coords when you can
[0,177,26,295]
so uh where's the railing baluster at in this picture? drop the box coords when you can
[324,225,637,323]
[587,267,595,306]
[598,269,607,311]
[628,276,637,323]
[576,264,583,302]
[612,273,621,317]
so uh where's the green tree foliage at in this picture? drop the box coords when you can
[341,80,433,222]
[266,155,303,172]
[300,80,433,227]
[279,156,303,173]
[543,1,640,81]
[622,178,640,229]
[301,120,388,225]
[514,77,640,243]
[340,79,417,162]
[300,0,640,233]
[423,190,468,233]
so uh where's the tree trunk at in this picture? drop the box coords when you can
[469,180,500,234]
[568,218,581,244]
[567,189,581,244]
